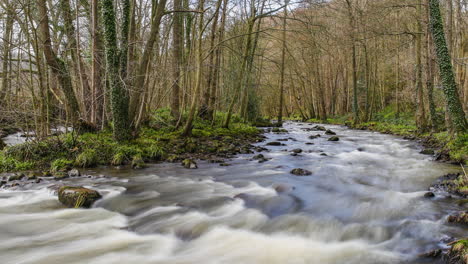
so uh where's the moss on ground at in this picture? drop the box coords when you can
[0,109,262,172]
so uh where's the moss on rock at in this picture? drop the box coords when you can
[58,186,102,208]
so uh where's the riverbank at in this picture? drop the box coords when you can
[0,111,269,175]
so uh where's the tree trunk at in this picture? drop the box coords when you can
[37,0,81,124]
[428,0,467,132]
[277,0,288,126]
[182,0,206,136]
[90,0,105,127]
[171,0,183,119]
[0,4,14,108]
[102,0,131,141]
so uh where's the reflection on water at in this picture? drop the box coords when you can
[0,122,464,264]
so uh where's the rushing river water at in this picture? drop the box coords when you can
[0,122,464,264]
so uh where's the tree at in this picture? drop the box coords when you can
[37,0,81,124]
[428,0,467,132]
[102,0,131,141]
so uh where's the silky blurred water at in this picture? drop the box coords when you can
[0,122,464,264]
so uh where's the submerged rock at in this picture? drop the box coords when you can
[308,134,321,140]
[266,141,284,146]
[328,136,340,141]
[290,168,312,176]
[325,129,336,135]
[292,148,303,154]
[219,163,231,167]
[58,186,102,208]
[182,159,198,169]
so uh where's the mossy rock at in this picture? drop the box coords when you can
[445,239,468,264]
[447,212,468,226]
[131,155,145,169]
[182,159,197,169]
[309,134,321,139]
[328,136,340,142]
[290,168,312,176]
[54,172,69,180]
[313,125,326,131]
[8,173,26,181]
[325,129,336,135]
[58,186,102,208]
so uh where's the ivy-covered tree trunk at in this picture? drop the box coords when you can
[428,0,468,132]
[102,0,131,141]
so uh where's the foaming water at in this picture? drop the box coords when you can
[0,122,464,264]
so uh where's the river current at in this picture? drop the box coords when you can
[0,122,464,264]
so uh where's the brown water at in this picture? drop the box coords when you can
[0,122,464,264]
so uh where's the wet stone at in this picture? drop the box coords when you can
[182,159,198,169]
[68,169,81,177]
[424,192,435,198]
[420,149,435,155]
[313,125,326,131]
[290,168,312,176]
[447,211,468,226]
[309,134,321,140]
[58,186,102,208]
[266,142,285,146]
[54,172,69,180]
[328,136,340,141]
[325,129,336,135]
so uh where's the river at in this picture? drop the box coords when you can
[0,122,464,264]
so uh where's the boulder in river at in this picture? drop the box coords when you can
[313,125,326,131]
[292,148,303,154]
[424,192,435,198]
[308,134,321,140]
[58,186,102,208]
[328,136,340,141]
[325,129,336,135]
[182,159,198,169]
[290,168,312,176]
[68,168,81,177]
